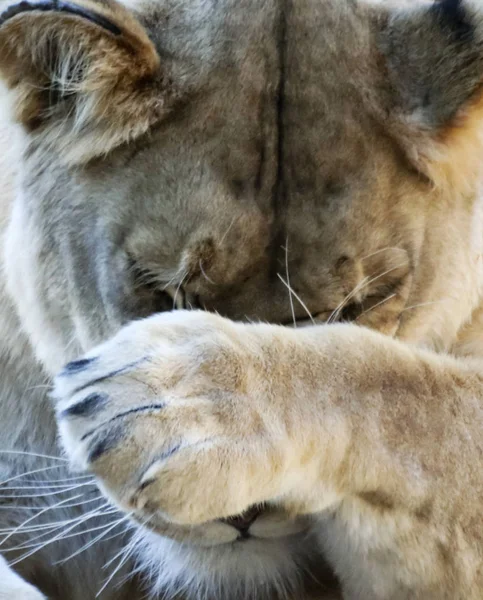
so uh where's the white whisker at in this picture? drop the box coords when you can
[0,481,96,491]
[8,506,117,567]
[218,216,237,248]
[0,508,104,536]
[97,522,137,597]
[7,475,95,486]
[0,522,67,535]
[356,293,397,319]
[0,451,68,462]
[102,519,143,571]
[56,515,131,565]
[0,491,100,509]
[199,260,216,285]
[0,465,68,488]
[0,493,86,547]
[95,527,131,546]
[328,263,408,324]
[401,300,447,313]
[0,504,117,538]
[282,239,297,328]
[172,272,188,309]
[278,274,315,325]
[24,494,111,512]
[327,275,370,324]
[0,482,97,499]
[359,247,407,262]
[161,267,188,292]
[5,510,120,552]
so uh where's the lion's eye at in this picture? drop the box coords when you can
[128,261,175,314]
[338,292,395,323]
[129,259,204,314]
[339,302,363,322]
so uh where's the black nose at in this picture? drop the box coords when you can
[221,505,262,537]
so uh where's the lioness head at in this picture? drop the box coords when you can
[2,0,483,597]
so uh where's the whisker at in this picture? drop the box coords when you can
[97,550,131,597]
[328,263,408,324]
[0,465,71,488]
[101,535,133,573]
[8,507,118,567]
[327,275,370,325]
[56,515,131,565]
[62,333,81,355]
[97,523,137,597]
[17,474,94,484]
[1,480,96,491]
[161,267,188,292]
[278,274,315,325]
[401,299,447,313]
[94,526,131,546]
[5,507,109,546]
[199,260,216,285]
[5,508,119,552]
[0,522,66,535]
[0,482,98,499]
[0,451,68,462]
[0,509,104,536]
[102,518,145,571]
[37,495,110,511]
[355,293,397,320]
[0,504,117,538]
[172,273,188,310]
[0,493,87,547]
[282,239,297,328]
[359,247,407,262]
[10,494,111,512]
[218,216,237,248]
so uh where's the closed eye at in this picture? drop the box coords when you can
[130,259,201,314]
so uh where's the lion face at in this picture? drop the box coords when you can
[2,0,483,597]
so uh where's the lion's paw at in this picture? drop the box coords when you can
[54,311,287,526]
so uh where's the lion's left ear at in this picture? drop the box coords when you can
[378,0,483,191]
[0,0,173,163]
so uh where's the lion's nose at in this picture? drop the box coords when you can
[221,505,263,537]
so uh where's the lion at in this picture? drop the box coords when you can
[0,0,483,598]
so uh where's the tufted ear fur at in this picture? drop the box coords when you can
[0,0,172,163]
[379,0,483,192]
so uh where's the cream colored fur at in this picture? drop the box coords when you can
[1,0,483,598]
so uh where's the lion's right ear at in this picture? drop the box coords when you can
[0,0,171,163]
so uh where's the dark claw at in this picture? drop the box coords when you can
[87,427,124,463]
[60,392,108,418]
[62,357,97,375]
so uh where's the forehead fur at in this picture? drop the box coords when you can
[2,0,483,363]
[2,0,483,197]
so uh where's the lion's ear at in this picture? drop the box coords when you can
[379,0,483,192]
[0,0,171,163]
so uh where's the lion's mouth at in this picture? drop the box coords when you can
[135,502,308,547]
[220,504,265,539]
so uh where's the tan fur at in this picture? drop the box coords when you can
[402,90,483,197]
[1,0,483,599]
[0,0,172,163]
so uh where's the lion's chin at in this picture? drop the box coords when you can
[133,528,322,600]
